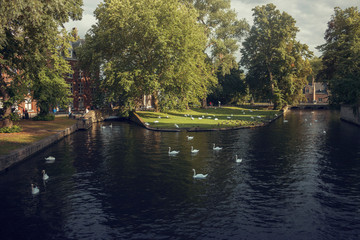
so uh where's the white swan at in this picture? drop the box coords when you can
[42,170,49,180]
[235,155,242,163]
[145,122,150,126]
[154,120,159,123]
[213,143,222,150]
[192,169,208,179]
[283,119,288,123]
[109,123,113,128]
[168,147,179,155]
[45,156,55,163]
[174,124,179,128]
[31,184,39,195]
[187,135,194,140]
[191,146,199,154]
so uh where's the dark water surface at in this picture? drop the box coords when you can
[1,110,360,240]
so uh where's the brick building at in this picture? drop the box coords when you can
[303,81,329,103]
[65,39,94,112]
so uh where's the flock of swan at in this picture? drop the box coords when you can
[31,156,55,195]
[168,136,243,180]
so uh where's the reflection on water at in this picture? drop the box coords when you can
[1,110,360,240]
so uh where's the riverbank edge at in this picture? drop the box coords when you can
[0,110,114,173]
[0,123,79,173]
[130,109,285,132]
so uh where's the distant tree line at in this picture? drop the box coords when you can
[1,0,359,129]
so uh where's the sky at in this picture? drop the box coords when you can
[64,0,360,57]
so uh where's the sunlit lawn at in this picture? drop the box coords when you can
[136,106,281,130]
[0,116,77,155]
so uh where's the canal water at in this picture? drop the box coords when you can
[1,110,360,240]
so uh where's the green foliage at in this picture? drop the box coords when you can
[208,66,248,104]
[0,125,22,133]
[317,7,360,107]
[0,0,83,127]
[33,114,55,121]
[80,0,215,112]
[184,0,249,75]
[9,112,21,122]
[240,4,312,109]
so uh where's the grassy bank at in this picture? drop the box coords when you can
[0,116,77,155]
[136,106,281,130]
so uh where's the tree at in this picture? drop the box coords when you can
[0,0,83,127]
[208,66,248,105]
[79,0,215,112]
[184,0,249,107]
[317,7,360,108]
[240,4,312,109]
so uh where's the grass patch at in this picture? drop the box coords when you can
[136,106,281,130]
[0,116,77,155]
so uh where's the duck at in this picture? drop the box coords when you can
[187,135,194,140]
[45,156,55,162]
[42,170,49,180]
[192,169,208,179]
[213,143,222,151]
[168,147,179,155]
[31,184,39,195]
[191,146,199,154]
[235,155,242,163]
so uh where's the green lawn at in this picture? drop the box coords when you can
[0,116,77,156]
[136,106,281,130]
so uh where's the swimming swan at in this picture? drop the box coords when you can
[235,155,242,163]
[45,156,55,162]
[168,147,179,155]
[192,169,208,179]
[191,146,199,154]
[31,184,39,195]
[213,144,222,151]
[42,170,49,180]
[187,136,194,140]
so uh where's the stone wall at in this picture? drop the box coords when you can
[0,123,79,172]
[340,105,360,126]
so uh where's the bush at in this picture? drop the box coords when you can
[33,114,55,121]
[0,125,22,133]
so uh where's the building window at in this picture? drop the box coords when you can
[70,83,73,94]
[319,98,322,102]
[78,70,82,80]
[78,97,84,109]
[78,83,84,94]
[67,73,73,79]
[25,99,32,110]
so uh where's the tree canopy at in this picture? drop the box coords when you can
[0,0,83,126]
[317,7,360,108]
[184,0,249,76]
[240,4,312,109]
[79,0,215,112]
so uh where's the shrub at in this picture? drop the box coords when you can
[0,125,22,133]
[33,114,55,121]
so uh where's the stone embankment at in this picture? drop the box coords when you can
[340,105,360,126]
[0,110,116,172]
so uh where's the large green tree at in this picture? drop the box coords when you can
[0,0,83,127]
[184,0,249,107]
[240,4,312,109]
[317,7,360,108]
[79,0,215,112]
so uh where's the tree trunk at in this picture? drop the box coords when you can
[1,106,13,128]
[201,97,207,108]
[0,85,13,128]
[152,92,160,112]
